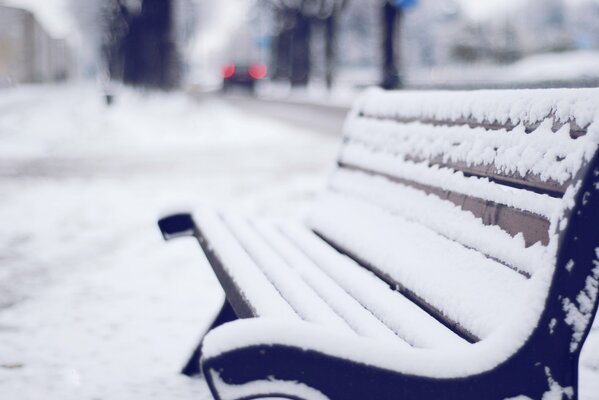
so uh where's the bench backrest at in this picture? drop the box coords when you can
[309,88,599,361]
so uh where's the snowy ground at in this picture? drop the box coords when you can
[0,84,597,399]
[0,84,338,399]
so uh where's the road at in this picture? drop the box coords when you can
[218,94,349,137]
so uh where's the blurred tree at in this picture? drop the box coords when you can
[270,6,294,82]
[71,0,182,90]
[289,11,311,86]
[381,0,419,89]
[323,11,336,89]
[70,0,125,79]
[121,0,180,88]
[265,0,346,87]
[381,0,401,89]
[104,0,131,83]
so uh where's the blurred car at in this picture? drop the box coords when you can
[221,63,268,93]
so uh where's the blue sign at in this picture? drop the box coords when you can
[393,0,418,9]
[255,36,271,49]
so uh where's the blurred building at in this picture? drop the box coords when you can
[0,5,72,87]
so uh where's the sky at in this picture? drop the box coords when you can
[1,0,530,39]
[190,0,251,64]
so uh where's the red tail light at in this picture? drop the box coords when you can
[248,64,267,80]
[222,64,235,78]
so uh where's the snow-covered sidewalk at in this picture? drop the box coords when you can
[0,84,597,399]
[0,84,338,399]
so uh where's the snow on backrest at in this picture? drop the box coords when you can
[337,88,599,269]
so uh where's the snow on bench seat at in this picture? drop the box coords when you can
[308,192,530,341]
[251,220,406,343]
[222,214,354,332]
[194,209,298,319]
[198,210,419,346]
[279,222,469,349]
[198,209,471,349]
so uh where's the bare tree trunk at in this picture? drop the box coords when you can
[324,13,336,90]
[290,11,311,87]
[106,0,180,89]
[381,2,402,89]
[271,8,294,82]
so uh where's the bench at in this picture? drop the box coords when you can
[158,88,599,400]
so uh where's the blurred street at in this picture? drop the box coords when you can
[0,84,339,399]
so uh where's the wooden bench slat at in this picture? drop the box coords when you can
[406,154,569,198]
[312,230,482,344]
[355,113,588,140]
[339,162,552,250]
[307,193,532,340]
[194,210,300,319]
[356,88,597,142]
[345,117,589,191]
[339,142,562,221]
[328,168,550,276]
[279,222,470,349]
[222,214,355,333]
[252,220,407,344]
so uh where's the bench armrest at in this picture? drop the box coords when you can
[201,319,547,400]
[158,213,195,240]
[202,318,501,379]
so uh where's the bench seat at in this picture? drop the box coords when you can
[195,209,470,349]
[309,192,531,341]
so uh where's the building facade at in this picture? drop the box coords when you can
[0,5,72,86]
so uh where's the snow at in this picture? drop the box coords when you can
[406,51,599,88]
[1,83,598,399]
[194,210,300,319]
[543,367,574,400]
[562,249,599,352]
[504,51,599,84]
[357,87,599,132]
[340,138,562,220]
[219,213,352,329]
[345,117,591,187]
[0,84,338,399]
[326,167,550,275]
[308,192,531,340]
[280,222,469,349]
[208,369,331,400]
[253,220,405,342]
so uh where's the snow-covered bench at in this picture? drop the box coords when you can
[159,88,599,400]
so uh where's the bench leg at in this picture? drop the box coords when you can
[157,214,241,376]
[181,299,237,377]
